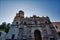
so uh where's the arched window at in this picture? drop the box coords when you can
[11,34,15,39]
[45,21,48,24]
[0,32,1,36]
[35,20,37,24]
[16,22,18,24]
[55,26,58,29]
[58,32,60,36]
[23,22,27,25]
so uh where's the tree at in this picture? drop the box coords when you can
[7,23,11,27]
[0,22,10,33]
[0,22,6,29]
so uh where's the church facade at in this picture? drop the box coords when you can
[6,10,59,40]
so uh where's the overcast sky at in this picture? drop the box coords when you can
[0,0,60,24]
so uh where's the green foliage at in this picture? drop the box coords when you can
[0,25,6,29]
[5,27,10,33]
[0,22,10,33]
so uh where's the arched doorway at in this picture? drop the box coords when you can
[34,30,42,40]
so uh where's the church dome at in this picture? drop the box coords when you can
[19,10,24,15]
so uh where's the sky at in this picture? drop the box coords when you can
[0,0,60,24]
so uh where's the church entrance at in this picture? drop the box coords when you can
[34,30,42,40]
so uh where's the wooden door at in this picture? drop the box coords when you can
[34,30,42,40]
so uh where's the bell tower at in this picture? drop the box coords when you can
[13,10,24,24]
[19,10,24,18]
